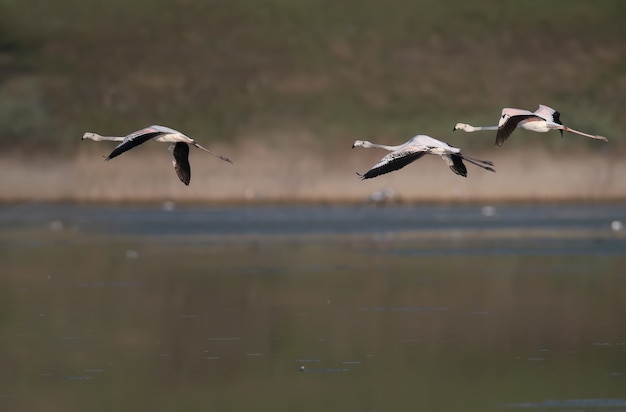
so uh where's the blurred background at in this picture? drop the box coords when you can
[2,2,626,411]
[0,0,624,202]
[0,0,626,201]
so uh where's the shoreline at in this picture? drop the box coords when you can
[2,144,623,204]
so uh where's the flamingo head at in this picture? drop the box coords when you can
[82,132,98,141]
[352,140,373,148]
[452,123,473,132]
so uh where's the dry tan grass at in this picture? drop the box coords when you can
[1,138,624,204]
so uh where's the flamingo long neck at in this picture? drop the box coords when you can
[84,133,124,142]
[365,142,404,151]
[470,125,498,131]
[100,135,125,142]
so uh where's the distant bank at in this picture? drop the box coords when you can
[1,144,623,204]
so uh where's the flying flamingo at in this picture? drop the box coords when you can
[453,105,609,146]
[82,125,232,186]
[352,134,495,179]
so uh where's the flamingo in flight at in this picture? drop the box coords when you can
[453,105,608,146]
[352,134,495,179]
[82,125,232,186]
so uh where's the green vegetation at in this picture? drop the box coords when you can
[1,0,624,151]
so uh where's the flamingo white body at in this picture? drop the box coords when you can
[81,125,232,186]
[352,134,495,179]
[453,105,608,146]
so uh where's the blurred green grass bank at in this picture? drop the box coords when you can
[1,0,624,151]
[1,1,624,203]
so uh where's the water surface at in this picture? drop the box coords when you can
[1,203,625,411]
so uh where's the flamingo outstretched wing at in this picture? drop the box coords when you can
[168,142,191,185]
[358,149,426,180]
[105,127,163,161]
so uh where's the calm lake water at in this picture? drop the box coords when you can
[1,202,625,412]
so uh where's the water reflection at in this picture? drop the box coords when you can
[507,398,626,409]
[0,203,625,411]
